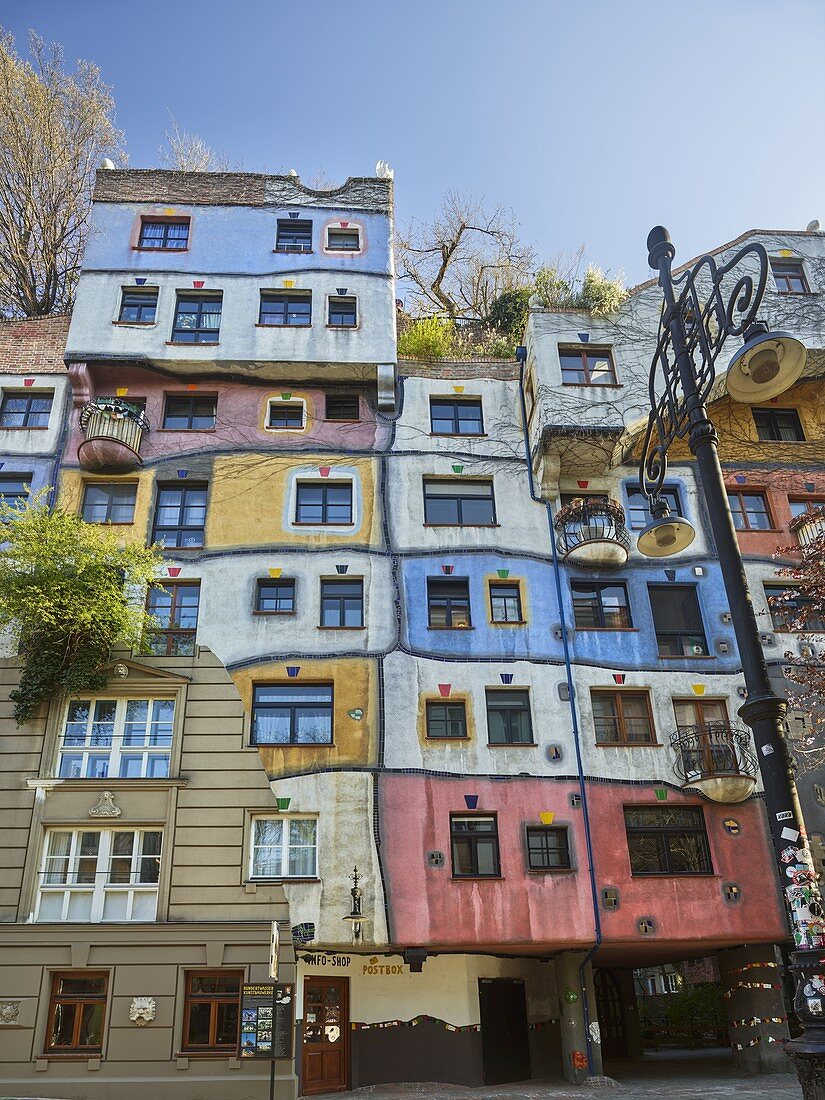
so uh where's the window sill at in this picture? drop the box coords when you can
[177,1050,236,1059]
[156,428,217,433]
[112,320,156,327]
[166,341,220,347]
[255,323,312,329]
[629,872,716,878]
[427,625,474,632]
[248,877,320,884]
[324,418,361,424]
[425,736,469,742]
[42,1053,102,1061]
[250,741,334,749]
[489,620,527,627]
[734,528,783,534]
[253,610,297,617]
[657,654,715,660]
[293,522,355,529]
[429,432,487,439]
[27,776,189,791]
[595,742,660,749]
[0,426,49,431]
[561,382,623,389]
[527,867,575,875]
[423,523,501,529]
[317,625,365,631]
[452,875,504,881]
[487,742,536,748]
[272,249,314,255]
[326,324,359,331]
[575,627,638,632]
[133,246,189,253]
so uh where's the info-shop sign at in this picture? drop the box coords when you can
[239,983,294,1060]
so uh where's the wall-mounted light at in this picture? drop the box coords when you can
[342,865,368,943]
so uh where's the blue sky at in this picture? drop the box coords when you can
[2,0,824,283]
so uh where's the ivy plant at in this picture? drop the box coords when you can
[0,491,163,723]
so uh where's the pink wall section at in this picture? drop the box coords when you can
[64,363,389,464]
[380,775,788,952]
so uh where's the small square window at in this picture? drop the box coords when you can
[526,826,571,870]
[82,482,137,524]
[559,346,617,386]
[592,690,656,745]
[752,408,805,442]
[276,219,312,253]
[255,578,296,614]
[450,814,500,877]
[625,485,682,530]
[259,292,311,327]
[770,259,809,294]
[295,482,353,525]
[427,578,471,628]
[727,489,772,531]
[119,289,157,323]
[327,228,360,252]
[251,817,317,878]
[138,218,189,250]
[489,582,523,623]
[0,474,32,511]
[325,395,359,421]
[430,398,484,436]
[572,581,632,629]
[425,701,468,739]
[328,296,357,327]
[268,402,305,430]
[163,395,217,430]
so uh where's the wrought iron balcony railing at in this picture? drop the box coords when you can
[554,497,631,570]
[790,505,825,548]
[78,398,150,472]
[670,722,758,803]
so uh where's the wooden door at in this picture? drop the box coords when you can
[478,978,531,1085]
[302,977,349,1095]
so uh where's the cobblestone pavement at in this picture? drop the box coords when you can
[309,1050,802,1100]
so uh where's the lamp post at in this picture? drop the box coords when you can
[638,226,825,1096]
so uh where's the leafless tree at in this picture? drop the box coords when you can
[159,114,235,172]
[0,29,125,318]
[396,191,535,320]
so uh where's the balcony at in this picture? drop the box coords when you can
[554,497,631,570]
[78,399,149,472]
[790,506,825,548]
[670,722,758,803]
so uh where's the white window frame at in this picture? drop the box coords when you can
[36,828,162,922]
[265,396,307,433]
[249,816,318,880]
[323,221,363,255]
[57,697,175,780]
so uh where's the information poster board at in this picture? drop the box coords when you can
[239,982,294,1060]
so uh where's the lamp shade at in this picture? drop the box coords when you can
[637,515,696,557]
[726,328,806,403]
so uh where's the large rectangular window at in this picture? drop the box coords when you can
[727,489,773,530]
[486,689,533,745]
[250,817,317,878]
[425,700,468,739]
[118,289,158,323]
[275,219,312,253]
[526,826,571,871]
[423,479,496,526]
[450,815,500,877]
[145,583,200,656]
[752,407,805,442]
[429,398,484,436]
[320,579,364,628]
[255,578,295,614]
[0,390,53,428]
[765,584,825,632]
[648,584,708,656]
[171,294,222,344]
[152,483,208,548]
[252,684,333,745]
[624,807,712,875]
[295,481,353,525]
[427,578,471,628]
[259,291,312,326]
[182,971,243,1053]
[162,395,217,430]
[559,346,617,385]
[138,218,189,250]
[625,485,682,530]
[58,697,174,779]
[37,828,162,921]
[489,582,523,623]
[591,690,656,745]
[45,973,109,1054]
[571,581,631,629]
[81,482,137,524]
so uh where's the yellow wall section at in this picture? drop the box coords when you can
[58,468,154,544]
[231,658,378,777]
[208,454,381,548]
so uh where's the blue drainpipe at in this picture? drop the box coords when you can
[515,347,602,1076]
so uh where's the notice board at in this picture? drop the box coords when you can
[239,982,294,1059]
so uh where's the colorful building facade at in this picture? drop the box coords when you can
[0,175,820,1097]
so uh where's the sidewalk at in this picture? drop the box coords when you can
[309,1049,802,1100]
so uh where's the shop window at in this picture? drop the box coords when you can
[45,972,109,1054]
[182,971,243,1053]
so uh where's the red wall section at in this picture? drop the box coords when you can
[380,775,788,952]
[724,468,825,555]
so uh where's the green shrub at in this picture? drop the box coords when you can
[579,264,628,315]
[397,316,456,359]
[534,266,574,309]
[486,288,531,340]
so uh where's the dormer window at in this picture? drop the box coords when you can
[276,219,312,253]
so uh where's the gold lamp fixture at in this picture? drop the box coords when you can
[637,496,696,558]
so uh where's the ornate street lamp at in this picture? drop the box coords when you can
[638,226,824,1095]
[342,865,367,942]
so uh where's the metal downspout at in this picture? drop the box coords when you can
[516,358,603,1076]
